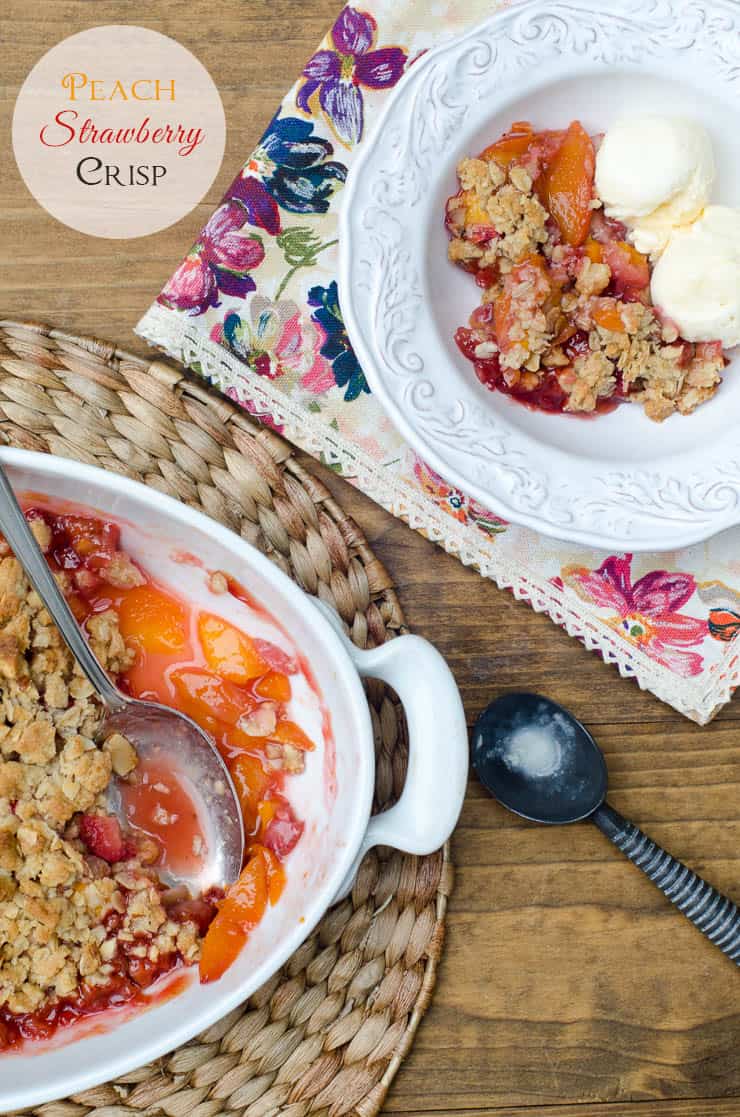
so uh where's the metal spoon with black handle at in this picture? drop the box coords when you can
[472,692,740,964]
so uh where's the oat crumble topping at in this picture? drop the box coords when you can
[447,122,728,420]
[0,556,200,1020]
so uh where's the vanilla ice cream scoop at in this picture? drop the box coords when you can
[651,206,740,348]
[595,114,715,255]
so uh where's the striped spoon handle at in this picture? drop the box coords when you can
[592,802,740,965]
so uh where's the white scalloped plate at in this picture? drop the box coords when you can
[340,0,740,551]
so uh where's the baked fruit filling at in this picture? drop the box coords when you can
[447,120,728,421]
[0,506,312,1050]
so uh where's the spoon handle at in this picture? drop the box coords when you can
[0,464,125,713]
[592,802,740,965]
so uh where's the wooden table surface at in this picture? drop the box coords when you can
[3,4,740,1115]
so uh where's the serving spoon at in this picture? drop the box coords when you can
[0,464,244,891]
[473,692,740,965]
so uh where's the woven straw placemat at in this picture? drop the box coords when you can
[0,319,452,1117]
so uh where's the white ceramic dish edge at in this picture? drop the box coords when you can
[0,447,468,1112]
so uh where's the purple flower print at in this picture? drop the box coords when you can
[559,554,708,677]
[226,115,347,237]
[297,6,407,145]
[158,200,265,315]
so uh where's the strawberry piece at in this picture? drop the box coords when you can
[262,800,304,858]
[470,302,495,330]
[518,131,566,182]
[168,898,218,935]
[52,543,83,571]
[467,224,499,245]
[696,340,725,364]
[602,241,649,298]
[444,190,467,237]
[548,244,583,287]
[455,327,479,362]
[252,639,298,676]
[78,815,135,863]
[675,340,696,368]
[474,265,499,289]
[589,209,628,245]
[540,120,595,246]
[50,514,119,571]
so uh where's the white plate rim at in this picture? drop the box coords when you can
[339,0,740,551]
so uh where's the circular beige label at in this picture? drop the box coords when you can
[12,26,225,239]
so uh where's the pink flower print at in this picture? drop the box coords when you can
[161,254,219,316]
[217,297,333,394]
[158,200,265,315]
[297,6,407,145]
[560,554,708,677]
[275,310,335,393]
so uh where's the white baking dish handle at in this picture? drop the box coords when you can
[314,603,468,901]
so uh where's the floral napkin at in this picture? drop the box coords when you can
[137,0,740,724]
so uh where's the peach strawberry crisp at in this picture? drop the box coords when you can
[446,121,728,421]
[0,506,313,1050]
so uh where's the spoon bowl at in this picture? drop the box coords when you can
[104,701,243,892]
[472,690,740,966]
[472,692,607,824]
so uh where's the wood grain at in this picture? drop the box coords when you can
[2,4,740,1115]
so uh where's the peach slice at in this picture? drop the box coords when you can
[271,719,316,752]
[254,671,291,703]
[479,121,536,166]
[198,613,270,684]
[230,752,274,834]
[584,238,604,263]
[259,845,286,905]
[199,852,268,983]
[118,584,188,654]
[591,299,628,333]
[541,121,595,247]
[170,667,256,728]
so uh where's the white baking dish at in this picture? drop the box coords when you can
[0,448,468,1112]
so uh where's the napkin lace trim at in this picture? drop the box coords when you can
[137,303,738,725]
